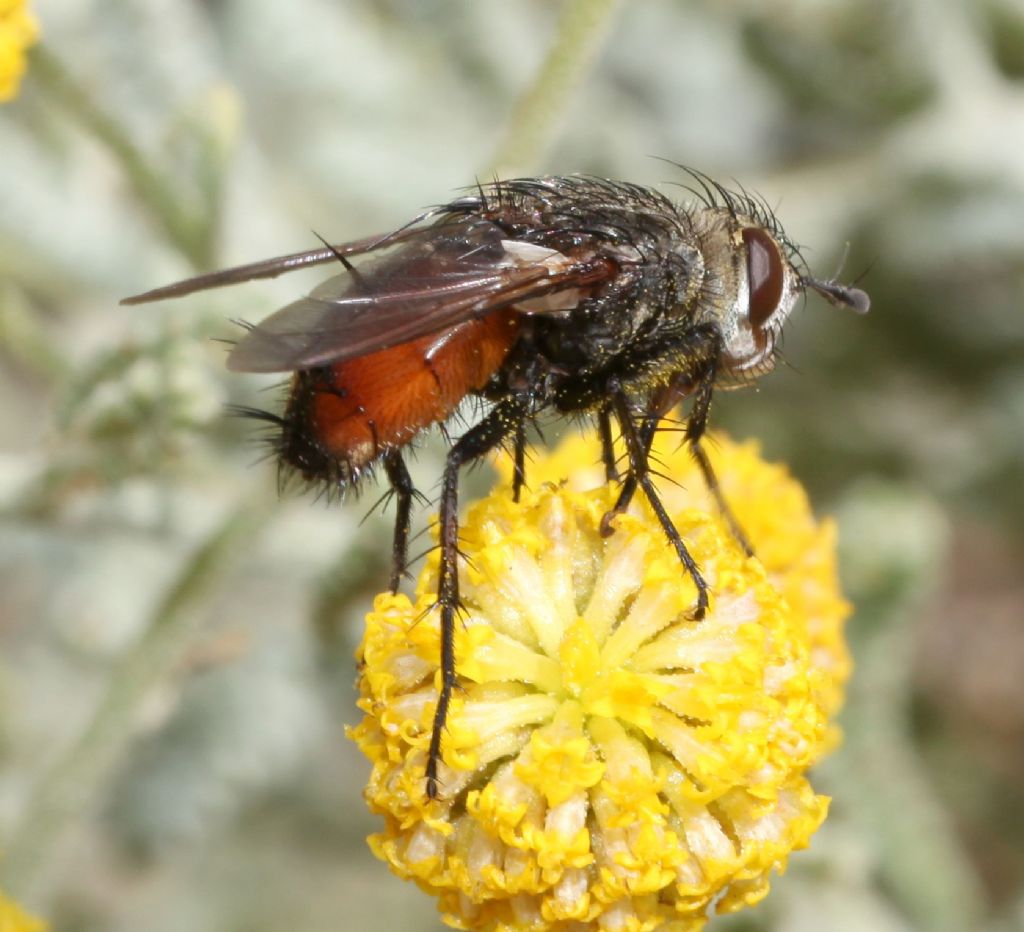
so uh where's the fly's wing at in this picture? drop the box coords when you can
[225,217,611,373]
[120,226,427,305]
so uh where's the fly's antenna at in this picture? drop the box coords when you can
[804,275,871,314]
[803,244,872,314]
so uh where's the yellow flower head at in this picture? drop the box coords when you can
[0,888,47,932]
[350,431,849,931]
[0,0,38,103]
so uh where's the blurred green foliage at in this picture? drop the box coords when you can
[1,1,1023,930]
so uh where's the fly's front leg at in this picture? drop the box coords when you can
[426,398,528,799]
[612,393,710,620]
[685,372,754,557]
[383,450,416,592]
[599,367,754,559]
[597,370,704,537]
[594,327,721,535]
[598,411,658,537]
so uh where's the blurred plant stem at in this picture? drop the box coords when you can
[488,0,622,177]
[1,495,274,898]
[30,44,217,269]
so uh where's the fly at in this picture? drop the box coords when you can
[123,171,870,798]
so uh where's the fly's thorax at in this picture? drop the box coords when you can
[691,206,803,379]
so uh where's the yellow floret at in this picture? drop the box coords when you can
[0,1,38,102]
[0,888,47,932]
[350,430,849,931]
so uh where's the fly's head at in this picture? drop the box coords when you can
[692,205,870,381]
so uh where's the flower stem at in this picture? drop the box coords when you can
[1,495,274,897]
[488,0,623,177]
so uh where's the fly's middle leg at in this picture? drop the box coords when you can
[597,404,620,483]
[511,419,527,503]
[426,398,528,799]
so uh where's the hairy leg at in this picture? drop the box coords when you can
[610,392,710,619]
[426,399,528,798]
[383,450,416,592]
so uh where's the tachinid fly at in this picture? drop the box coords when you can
[123,172,869,797]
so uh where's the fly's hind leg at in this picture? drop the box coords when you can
[383,450,418,592]
[427,398,528,799]
[611,392,710,619]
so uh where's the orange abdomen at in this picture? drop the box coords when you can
[301,308,521,472]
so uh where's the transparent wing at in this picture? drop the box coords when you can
[119,229,428,305]
[225,218,609,373]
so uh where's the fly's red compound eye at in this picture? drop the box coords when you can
[742,227,785,329]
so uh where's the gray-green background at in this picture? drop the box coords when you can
[1,1,1022,930]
